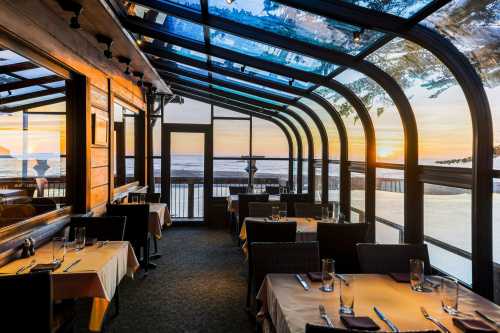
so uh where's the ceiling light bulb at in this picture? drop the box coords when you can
[353,30,362,44]
[226,0,234,4]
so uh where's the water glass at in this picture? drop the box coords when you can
[271,206,280,222]
[278,210,287,222]
[410,259,425,292]
[74,227,86,251]
[339,276,355,315]
[321,206,330,222]
[321,258,335,292]
[333,202,340,221]
[52,237,66,264]
[440,276,459,315]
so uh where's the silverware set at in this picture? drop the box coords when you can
[15,259,36,274]
[295,273,310,291]
[374,306,399,332]
[319,304,334,328]
[420,307,451,333]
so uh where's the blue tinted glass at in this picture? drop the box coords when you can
[162,60,209,77]
[209,28,337,75]
[163,44,208,62]
[210,56,313,89]
[211,73,298,99]
[131,4,204,41]
[170,73,210,87]
[208,0,384,55]
[167,0,201,11]
[338,0,434,18]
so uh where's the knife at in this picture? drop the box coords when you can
[335,273,349,286]
[475,310,500,327]
[319,304,334,328]
[295,273,310,291]
[374,306,399,332]
[63,259,81,272]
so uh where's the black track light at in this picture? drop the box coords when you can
[96,34,113,59]
[288,78,294,86]
[133,71,144,87]
[117,56,132,75]
[56,0,83,29]
[240,65,246,73]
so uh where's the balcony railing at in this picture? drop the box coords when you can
[0,177,66,200]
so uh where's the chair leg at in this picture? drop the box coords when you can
[150,237,162,260]
[144,237,157,271]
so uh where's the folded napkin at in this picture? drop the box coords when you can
[452,318,496,333]
[307,272,323,282]
[341,316,380,331]
[388,272,410,283]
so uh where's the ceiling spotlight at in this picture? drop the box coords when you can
[56,0,83,29]
[133,71,144,87]
[117,56,132,75]
[96,34,113,59]
[7,90,12,96]
[240,65,245,73]
[353,29,364,44]
[288,78,294,86]
[225,0,234,4]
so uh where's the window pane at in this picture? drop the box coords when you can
[255,160,288,192]
[424,184,471,284]
[288,105,322,159]
[164,97,211,124]
[339,0,434,18]
[209,28,338,75]
[367,38,472,166]
[214,119,250,157]
[376,168,404,243]
[213,158,248,196]
[208,0,383,54]
[351,172,365,222]
[329,161,340,205]
[213,106,249,118]
[252,117,288,158]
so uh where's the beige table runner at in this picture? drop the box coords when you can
[149,203,171,239]
[239,218,318,256]
[257,274,500,333]
[0,241,140,332]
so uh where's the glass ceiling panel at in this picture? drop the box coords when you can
[161,60,209,77]
[0,93,65,111]
[131,5,205,41]
[209,28,338,75]
[0,49,27,66]
[0,74,20,85]
[338,0,434,18]
[44,81,66,88]
[210,56,314,89]
[210,72,298,99]
[207,0,384,55]
[165,0,201,11]
[13,67,54,79]
[0,85,46,99]
[164,43,208,62]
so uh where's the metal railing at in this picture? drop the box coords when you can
[0,177,66,200]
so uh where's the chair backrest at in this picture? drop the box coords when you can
[238,193,269,227]
[144,193,161,203]
[265,186,280,195]
[279,193,312,217]
[229,186,248,195]
[106,204,149,243]
[0,271,53,333]
[316,222,368,273]
[248,202,287,217]
[31,197,57,215]
[207,196,229,228]
[357,243,432,274]
[246,220,297,245]
[252,241,320,294]
[70,216,127,241]
[305,324,440,333]
[295,202,333,218]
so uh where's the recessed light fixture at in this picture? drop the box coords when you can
[353,29,364,44]
[56,0,83,29]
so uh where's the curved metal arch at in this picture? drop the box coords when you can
[170,81,316,195]
[269,0,493,298]
[172,88,296,186]
[164,73,330,202]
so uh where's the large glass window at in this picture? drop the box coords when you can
[114,100,139,187]
[0,47,67,228]
[376,168,404,244]
[214,119,250,157]
[350,172,365,222]
[164,97,211,124]
[424,184,472,284]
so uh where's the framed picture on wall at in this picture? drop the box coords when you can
[92,112,109,146]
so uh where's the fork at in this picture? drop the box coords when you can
[319,304,334,328]
[420,307,450,333]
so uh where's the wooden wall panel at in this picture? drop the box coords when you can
[91,166,109,188]
[90,184,108,208]
[90,147,109,168]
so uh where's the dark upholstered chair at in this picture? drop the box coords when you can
[305,324,440,333]
[248,202,287,218]
[265,186,280,195]
[207,196,229,228]
[245,220,297,308]
[251,242,320,308]
[294,202,333,219]
[279,193,312,217]
[237,193,269,232]
[69,216,127,241]
[357,243,432,275]
[107,204,153,271]
[31,197,57,215]
[0,271,75,333]
[229,186,248,195]
[316,222,368,273]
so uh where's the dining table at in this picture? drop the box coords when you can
[227,194,281,214]
[0,241,140,332]
[149,202,171,239]
[257,273,500,333]
[239,217,318,256]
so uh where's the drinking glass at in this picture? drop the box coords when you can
[339,276,355,315]
[440,276,459,315]
[278,210,287,222]
[74,227,86,251]
[410,259,425,292]
[321,258,335,292]
[333,202,340,222]
[52,237,66,264]
[321,206,330,222]
[271,206,280,222]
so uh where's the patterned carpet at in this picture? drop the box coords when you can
[85,226,254,333]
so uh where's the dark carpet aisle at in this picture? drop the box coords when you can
[104,227,254,333]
